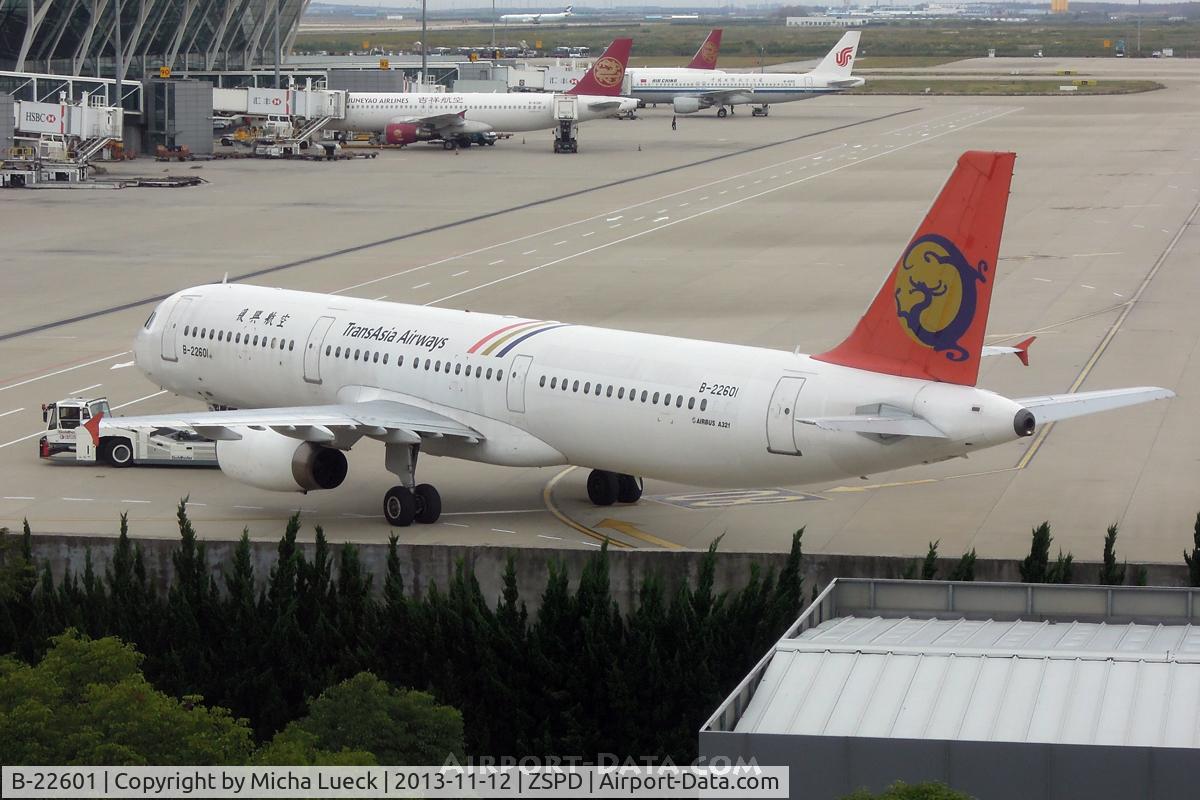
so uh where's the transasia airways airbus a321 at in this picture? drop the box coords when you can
[101,152,1172,527]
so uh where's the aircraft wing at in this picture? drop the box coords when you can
[797,415,947,438]
[1014,387,1175,424]
[584,100,625,112]
[391,112,472,135]
[99,400,482,444]
[982,336,1035,366]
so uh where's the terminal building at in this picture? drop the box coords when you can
[702,578,1200,799]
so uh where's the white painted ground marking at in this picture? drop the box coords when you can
[3,497,35,500]
[1113,292,1125,297]
[69,383,101,395]
[188,503,208,507]
[718,190,727,195]
[0,351,129,393]
[1133,224,1145,229]
[112,390,167,411]
[488,259,505,265]
[522,249,538,255]
[653,216,669,223]
[2,431,51,449]
[452,270,469,277]
[1072,252,1122,258]
[121,499,152,504]
[538,534,563,541]
[554,241,568,246]
[699,196,709,201]
[678,202,689,207]
[580,541,602,548]
[443,522,470,528]
[234,505,264,510]
[1081,284,1096,289]
[581,231,595,237]
[442,509,544,516]
[426,107,1022,309]
[736,185,745,189]
[110,361,135,370]
[492,528,516,534]
[633,216,646,221]
[610,224,622,229]
[1034,278,1052,283]
[606,216,623,222]
[372,295,388,301]
[0,408,24,419]
[412,282,431,289]
[656,208,668,213]
[62,497,93,502]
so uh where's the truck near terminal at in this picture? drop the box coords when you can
[38,397,217,467]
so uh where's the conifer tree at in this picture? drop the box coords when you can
[1020,522,1053,583]
[1099,524,1127,586]
[1184,513,1200,587]
[948,549,977,581]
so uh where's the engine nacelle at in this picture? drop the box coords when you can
[215,428,348,493]
[385,122,423,145]
[673,96,702,115]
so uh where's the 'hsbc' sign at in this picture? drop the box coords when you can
[15,101,65,134]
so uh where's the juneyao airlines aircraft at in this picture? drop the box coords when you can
[104,151,1172,528]
[500,5,573,23]
[341,38,636,148]
[629,30,863,117]
[628,28,723,76]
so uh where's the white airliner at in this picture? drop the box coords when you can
[629,31,864,117]
[500,5,573,24]
[342,38,636,147]
[103,152,1171,528]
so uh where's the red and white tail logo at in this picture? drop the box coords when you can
[835,46,854,68]
[567,38,633,97]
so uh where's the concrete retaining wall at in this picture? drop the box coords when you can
[17,534,1194,613]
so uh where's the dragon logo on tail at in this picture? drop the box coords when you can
[893,234,988,362]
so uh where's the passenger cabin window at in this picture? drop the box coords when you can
[700,399,708,411]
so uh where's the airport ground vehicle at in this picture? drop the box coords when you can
[38,397,217,467]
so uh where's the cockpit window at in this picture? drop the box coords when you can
[58,405,82,429]
[144,311,156,329]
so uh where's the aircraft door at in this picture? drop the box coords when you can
[160,296,195,362]
[766,376,806,455]
[506,354,534,413]
[303,316,336,384]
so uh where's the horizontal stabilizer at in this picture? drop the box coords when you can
[982,336,1035,366]
[1016,387,1175,424]
[797,414,948,438]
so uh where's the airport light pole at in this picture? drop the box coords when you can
[421,0,427,89]
[274,0,281,88]
[1136,0,1142,56]
[492,0,497,49]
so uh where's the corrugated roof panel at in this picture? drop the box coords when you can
[1178,625,1200,656]
[928,618,990,649]
[858,654,925,738]
[992,658,1050,741]
[923,656,984,740]
[954,657,1013,741]
[734,649,802,734]
[822,652,891,736]
[793,651,860,734]
[1094,661,1137,745]
[1162,661,1200,747]
[1128,661,1172,745]
[1025,658,1077,743]
[889,655,951,739]
[1059,656,1108,744]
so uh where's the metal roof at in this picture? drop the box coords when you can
[705,579,1200,750]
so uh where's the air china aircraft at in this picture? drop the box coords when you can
[500,5,573,23]
[630,30,863,117]
[106,152,1171,528]
[342,38,636,148]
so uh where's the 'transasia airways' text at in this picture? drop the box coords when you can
[343,323,448,351]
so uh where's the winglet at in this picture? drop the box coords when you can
[814,151,1017,386]
[1014,335,1035,367]
[567,38,632,97]
[686,29,723,70]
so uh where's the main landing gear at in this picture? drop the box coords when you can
[382,442,443,526]
[586,469,644,506]
[716,105,736,118]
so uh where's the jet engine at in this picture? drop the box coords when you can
[215,428,348,493]
[385,122,423,145]
[673,97,702,115]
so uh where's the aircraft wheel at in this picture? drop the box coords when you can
[617,474,643,504]
[413,483,442,524]
[443,140,456,150]
[586,469,619,506]
[716,107,728,118]
[383,486,416,527]
[103,438,134,468]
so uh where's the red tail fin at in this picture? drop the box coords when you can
[686,29,722,69]
[567,38,632,97]
[814,151,1016,386]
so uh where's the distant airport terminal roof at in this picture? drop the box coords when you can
[705,579,1200,750]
